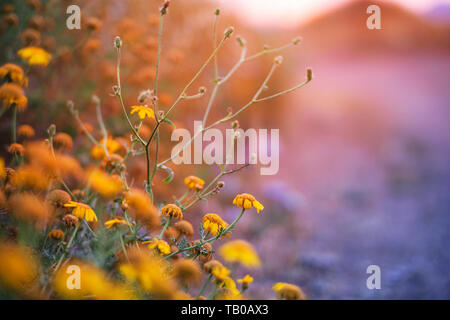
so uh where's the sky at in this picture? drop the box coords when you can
[217,0,450,28]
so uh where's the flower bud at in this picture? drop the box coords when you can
[198,86,206,94]
[292,37,302,45]
[274,55,283,65]
[215,9,220,16]
[232,120,239,129]
[217,181,225,188]
[114,36,122,49]
[236,36,246,47]
[306,68,313,81]
[160,0,170,15]
[224,27,234,38]
[47,124,56,137]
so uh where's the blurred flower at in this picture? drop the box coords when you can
[184,175,204,191]
[173,220,194,238]
[64,201,98,222]
[17,124,35,139]
[85,17,102,32]
[0,83,28,111]
[233,193,264,213]
[53,132,73,151]
[172,259,202,285]
[0,243,40,294]
[8,143,25,156]
[46,189,71,207]
[272,282,306,300]
[88,169,123,198]
[143,237,171,256]
[7,193,51,226]
[91,137,121,159]
[10,165,51,191]
[130,105,155,120]
[203,260,224,274]
[118,247,176,299]
[124,188,160,229]
[218,240,261,268]
[53,260,135,300]
[202,213,228,236]
[17,46,51,66]
[0,63,28,87]
[212,266,231,285]
[20,29,41,46]
[237,274,253,290]
[48,229,64,240]
[3,13,19,27]
[105,218,132,229]
[161,203,183,220]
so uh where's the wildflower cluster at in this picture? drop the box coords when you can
[0,1,311,300]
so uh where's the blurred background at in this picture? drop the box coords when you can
[1,0,449,299]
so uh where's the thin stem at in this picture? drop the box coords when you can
[95,98,109,156]
[119,233,129,261]
[244,43,294,62]
[158,217,172,239]
[115,47,145,145]
[197,274,213,298]
[54,223,79,273]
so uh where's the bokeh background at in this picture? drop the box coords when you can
[1,0,449,299]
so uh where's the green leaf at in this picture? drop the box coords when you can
[160,165,174,184]
[162,118,176,129]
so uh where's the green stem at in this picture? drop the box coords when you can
[158,217,172,239]
[197,274,212,298]
[54,223,79,273]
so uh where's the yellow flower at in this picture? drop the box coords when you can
[118,247,176,299]
[17,46,52,66]
[130,105,155,120]
[91,137,122,159]
[0,63,28,87]
[0,243,40,294]
[272,282,306,300]
[237,274,253,290]
[104,218,132,229]
[143,237,171,256]
[233,193,264,213]
[88,169,123,198]
[161,203,183,220]
[64,201,98,222]
[0,83,28,111]
[184,175,205,191]
[53,260,135,300]
[218,240,261,268]
[202,213,229,237]
[211,266,231,284]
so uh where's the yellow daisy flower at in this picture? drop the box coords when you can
[272,282,306,300]
[104,218,132,229]
[233,193,264,213]
[17,46,52,66]
[0,63,28,87]
[218,240,261,268]
[143,238,171,256]
[184,175,205,191]
[64,201,98,222]
[237,274,253,290]
[130,105,155,120]
[161,204,183,220]
[202,213,229,237]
